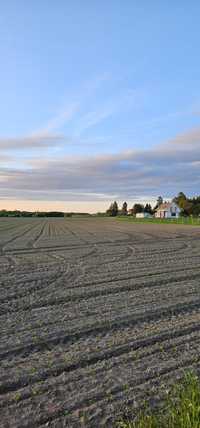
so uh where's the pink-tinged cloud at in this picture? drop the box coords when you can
[0,126,200,207]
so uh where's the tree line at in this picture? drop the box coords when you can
[106,193,200,217]
[106,201,154,217]
[0,210,66,217]
[0,210,91,218]
[1,192,200,218]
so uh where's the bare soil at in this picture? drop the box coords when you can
[0,217,200,427]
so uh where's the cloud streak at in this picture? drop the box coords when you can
[33,103,80,136]
[1,126,200,202]
[0,73,113,154]
[75,89,140,136]
[0,133,65,151]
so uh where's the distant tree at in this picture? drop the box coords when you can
[0,210,8,217]
[157,196,163,206]
[153,196,163,213]
[112,201,119,216]
[178,192,187,199]
[106,204,112,216]
[25,210,64,218]
[121,201,128,215]
[132,203,144,215]
[172,192,188,216]
[106,201,119,216]
[171,192,200,216]
[180,200,193,216]
[173,192,187,210]
[192,203,200,217]
[144,203,153,214]
[189,197,200,216]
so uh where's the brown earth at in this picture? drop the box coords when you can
[0,217,200,427]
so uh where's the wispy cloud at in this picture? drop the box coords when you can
[32,103,80,137]
[0,73,113,154]
[36,72,112,136]
[0,153,11,163]
[0,73,146,163]
[75,89,140,136]
[166,126,200,146]
[0,134,65,151]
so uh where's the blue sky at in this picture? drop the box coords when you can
[1,1,200,212]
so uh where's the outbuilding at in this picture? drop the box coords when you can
[136,212,153,219]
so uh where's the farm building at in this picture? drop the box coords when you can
[155,201,181,218]
[136,212,153,219]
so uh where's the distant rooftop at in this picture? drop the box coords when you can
[157,201,178,211]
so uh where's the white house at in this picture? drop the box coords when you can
[155,201,181,219]
[136,212,153,219]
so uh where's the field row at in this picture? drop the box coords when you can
[0,218,200,427]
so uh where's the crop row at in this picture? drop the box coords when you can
[0,218,200,427]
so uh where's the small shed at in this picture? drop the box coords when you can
[136,212,153,219]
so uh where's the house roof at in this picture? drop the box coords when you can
[156,202,178,211]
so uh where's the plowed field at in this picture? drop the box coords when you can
[0,217,200,427]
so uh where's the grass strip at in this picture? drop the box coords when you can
[117,372,200,428]
[117,216,200,226]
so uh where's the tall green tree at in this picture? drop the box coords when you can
[144,203,153,214]
[132,203,144,215]
[157,196,163,206]
[121,201,128,215]
[153,196,163,213]
[173,192,187,209]
[112,201,119,216]
[106,201,119,216]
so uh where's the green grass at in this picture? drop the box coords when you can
[117,372,200,428]
[117,216,200,226]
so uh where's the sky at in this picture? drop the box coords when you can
[1,1,200,212]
